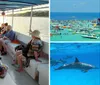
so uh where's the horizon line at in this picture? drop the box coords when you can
[50,12,100,13]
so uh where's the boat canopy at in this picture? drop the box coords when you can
[0,0,49,11]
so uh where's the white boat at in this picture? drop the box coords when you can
[0,1,49,85]
[81,35,99,39]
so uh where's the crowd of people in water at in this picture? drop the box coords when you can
[50,18,100,39]
[0,23,43,74]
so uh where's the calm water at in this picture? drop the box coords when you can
[50,43,100,85]
[51,12,100,20]
[50,12,100,41]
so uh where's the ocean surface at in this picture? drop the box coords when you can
[50,12,100,41]
[50,12,100,20]
[50,43,100,85]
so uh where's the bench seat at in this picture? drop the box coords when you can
[6,42,49,85]
[37,64,49,85]
[6,43,20,59]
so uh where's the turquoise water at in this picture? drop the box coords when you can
[50,12,100,41]
[50,22,100,41]
[50,43,100,85]
[51,28,100,41]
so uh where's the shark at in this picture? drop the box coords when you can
[51,56,73,66]
[55,57,98,72]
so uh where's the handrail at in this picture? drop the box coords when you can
[4,5,49,14]
[29,6,33,33]
[12,10,14,28]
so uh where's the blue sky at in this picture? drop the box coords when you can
[50,0,100,12]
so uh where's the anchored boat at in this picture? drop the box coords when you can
[81,34,99,39]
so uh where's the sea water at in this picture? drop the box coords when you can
[50,12,100,20]
[50,43,100,85]
[50,12,100,41]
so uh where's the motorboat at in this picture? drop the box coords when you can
[81,34,99,39]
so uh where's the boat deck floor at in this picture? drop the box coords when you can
[0,54,38,85]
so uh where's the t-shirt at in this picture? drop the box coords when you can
[31,39,42,46]
[4,30,15,41]
[30,39,42,51]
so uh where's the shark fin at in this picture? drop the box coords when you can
[75,57,80,63]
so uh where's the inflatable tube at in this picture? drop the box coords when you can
[63,26,66,28]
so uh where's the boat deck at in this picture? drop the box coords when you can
[0,54,38,85]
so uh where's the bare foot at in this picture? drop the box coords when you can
[16,68,24,72]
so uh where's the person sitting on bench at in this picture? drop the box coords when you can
[0,25,16,55]
[13,30,43,72]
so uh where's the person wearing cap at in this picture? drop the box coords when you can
[0,25,16,55]
[14,30,43,72]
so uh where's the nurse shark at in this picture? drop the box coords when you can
[55,57,98,72]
